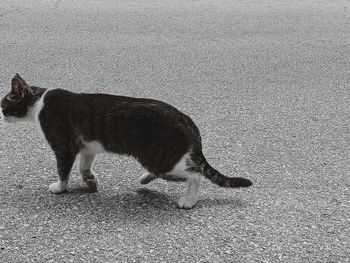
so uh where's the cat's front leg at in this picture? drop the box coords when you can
[49,151,76,194]
[79,152,98,192]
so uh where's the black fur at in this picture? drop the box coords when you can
[1,74,252,198]
[39,89,200,175]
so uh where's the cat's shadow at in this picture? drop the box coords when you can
[55,186,248,222]
[17,184,249,224]
[66,187,184,221]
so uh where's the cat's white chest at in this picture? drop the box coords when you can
[33,90,50,144]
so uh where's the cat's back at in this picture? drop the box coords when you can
[43,88,78,108]
[43,89,177,113]
[41,89,194,132]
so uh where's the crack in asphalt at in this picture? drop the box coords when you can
[0,8,23,18]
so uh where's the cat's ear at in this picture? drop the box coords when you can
[15,73,28,86]
[11,75,27,99]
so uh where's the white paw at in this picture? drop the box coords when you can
[49,182,67,194]
[139,172,157,185]
[177,195,198,209]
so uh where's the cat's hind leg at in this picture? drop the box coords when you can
[79,151,99,192]
[49,151,76,194]
[164,152,202,209]
[177,173,201,209]
[139,172,157,185]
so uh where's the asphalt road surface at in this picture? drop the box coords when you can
[1,0,350,262]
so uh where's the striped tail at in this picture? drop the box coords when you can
[202,159,252,188]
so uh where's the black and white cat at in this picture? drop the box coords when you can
[1,74,252,209]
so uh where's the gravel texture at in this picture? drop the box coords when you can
[1,0,350,262]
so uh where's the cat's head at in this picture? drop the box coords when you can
[1,74,36,123]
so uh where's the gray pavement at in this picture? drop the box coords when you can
[1,0,350,262]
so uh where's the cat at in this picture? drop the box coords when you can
[1,74,252,209]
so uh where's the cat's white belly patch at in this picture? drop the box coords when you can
[81,140,106,154]
[166,152,192,177]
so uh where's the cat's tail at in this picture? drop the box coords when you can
[201,158,252,188]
